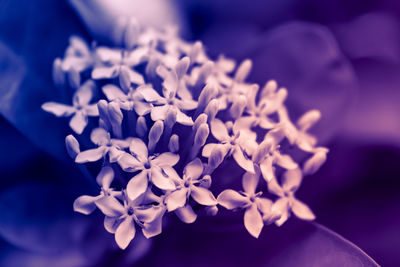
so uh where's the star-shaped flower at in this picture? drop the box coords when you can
[164,158,217,212]
[267,168,316,226]
[92,47,145,85]
[217,167,279,238]
[73,166,121,215]
[61,36,94,73]
[117,138,179,200]
[252,128,298,182]
[94,191,158,249]
[42,80,99,134]
[202,119,257,173]
[75,127,131,163]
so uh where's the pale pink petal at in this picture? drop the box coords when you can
[176,109,194,126]
[244,203,264,238]
[102,84,127,101]
[273,198,290,227]
[190,186,217,206]
[95,196,125,217]
[75,146,107,163]
[217,189,249,210]
[92,65,119,79]
[90,127,109,145]
[242,171,259,194]
[281,168,302,193]
[73,195,102,215]
[96,166,114,189]
[210,119,229,141]
[233,148,255,173]
[126,171,149,201]
[151,105,169,121]
[202,143,218,158]
[42,102,75,117]
[174,205,197,224]
[150,167,176,191]
[165,189,187,211]
[104,216,120,234]
[115,216,136,250]
[291,199,316,221]
[69,111,88,134]
[184,158,203,180]
[129,137,148,161]
[152,152,179,167]
[259,157,275,182]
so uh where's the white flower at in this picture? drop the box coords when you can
[164,158,217,212]
[252,128,298,182]
[94,190,158,249]
[217,167,279,238]
[61,36,94,72]
[92,47,145,85]
[73,166,121,215]
[117,138,179,200]
[102,83,152,116]
[268,168,316,226]
[42,80,98,134]
[75,127,131,163]
[203,119,257,173]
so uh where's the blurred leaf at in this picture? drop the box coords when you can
[135,215,379,266]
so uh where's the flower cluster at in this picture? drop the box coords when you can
[42,19,328,249]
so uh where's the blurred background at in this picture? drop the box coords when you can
[0,0,399,266]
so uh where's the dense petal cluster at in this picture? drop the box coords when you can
[43,19,328,248]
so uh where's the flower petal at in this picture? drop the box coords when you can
[242,171,259,195]
[139,86,164,102]
[190,186,217,206]
[92,65,119,79]
[102,84,127,101]
[95,196,125,217]
[151,167,176,191]
[233,147,255,173]
[244,203,264,238]
[174,205,197,224]
[127,171,149,202]
[259,156,275,182]
[273,198,290,227]
[96,166,114,189]
[118,153,142,172]
[75,80,95,105]
[142,208,165,239]
[165,189,187,211]
[291,199,316,221]
[202,143,218,158]
[176,109,194,126]
[184,158,203,180]
[75,146,107,163]
[73,195,102,215]
[115,216,136,250]
[126,67,145,85]
[210,119,229,141]
[152,152,179,167]
[69,111,88,134]
[274,152,298,170]
[104,216,120,234]
[41,102,75,117]
[303,150,328,175]
[151,105,169,121]
[281,168,302,193]
[129,137,148,161]
[217,189,249,210]
[90,127,109,145]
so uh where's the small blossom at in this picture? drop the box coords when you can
[164,158,217,212]
[73,166,121,215]
[42,80,99,134]
[75,127,131,163]
[118,138,178,200]
[61,36,94,73]
[268,168,316,226]
[203,119,257,173]
[218,167,279,238]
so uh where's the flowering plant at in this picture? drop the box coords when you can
[42,19,328,249]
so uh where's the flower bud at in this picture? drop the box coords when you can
[194,123,209,147]
[200,175,212,189]
[165,108,177,129]
[136,116,147,137]
[148,120,164,152]
[189,41,203,64]
[303,148,328,175]
[234,59,252,83]
[197,84,218,111]
[97,100,111,131]
[260,80,277,98]
[65,134,80,159]
[193,113,208,132]
[168,134,179,153]
[297,109,321,132]
[119,66,131,93]
[204,99,219,123]
[175,57,190,80]
[207,145,227,172]
[108,102,123,138]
